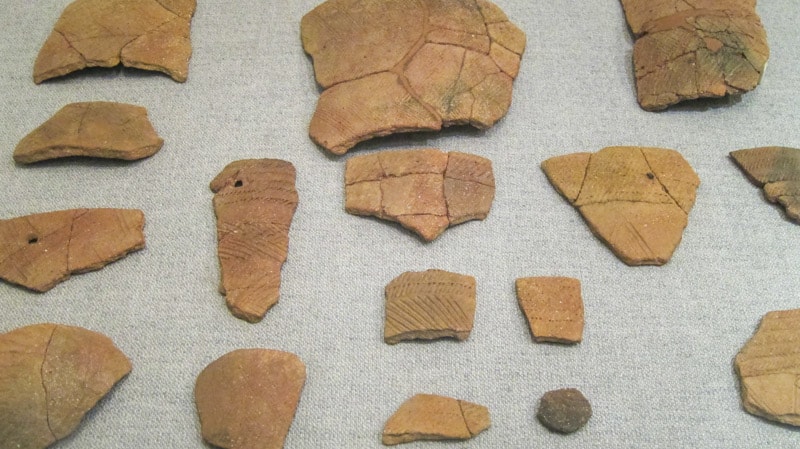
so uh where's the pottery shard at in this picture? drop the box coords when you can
[0,323,131,449]
[384,269,476,344]
[515,277,583,344]
[195,349,306,449]
[542,146,700,266]
[536,388,592,434]
[382,393,490,445]
[734,309,800,426]
[730,146,800,224]
[14,102,163,164]
[345,149,495,241]
[210,159,299,323]
[301,0,526,154]
[0,209,145,292]
[620,0,769,110]
[33,0,195,83]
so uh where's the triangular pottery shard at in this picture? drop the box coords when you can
[210,159,299,323]
[195,349,306,449]
[382,393,490,445]
[620,0,769,110]
[0,209,145,292]
[515,277,584,344]
[0,323,131,449]
[33,0,196,83]
[14,102,163,164]
[301,0,526,154]
[730,146,800,223]
[735,309,800,426]
[542,146,700,265]
[345,149,495,241]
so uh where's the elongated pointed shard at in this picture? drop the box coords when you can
[516,277,584,344]
[730,146,800,223]
[382,393,490,445]
[542,146,700,265]
[33,0,196,83]
[14,102,163,164]
[194,349,306,449]
[0,323,131,449]
[0,209,145,292]
[210,159,299,323]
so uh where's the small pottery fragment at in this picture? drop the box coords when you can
[620,0,769,110]
[542,146,700,266]
[384,269,476,344]
[14,102,163,164]
[302,0,526,154]
[382,393,490,445]
[515,277,584,344]
[735,308,800,426]
[0,209,145,292]
[33,0,196,83]
[345,149,495,241]
[536,388,592,434]
[0,323,131,449]
[210,159,299,323]
[730,146,800,223]
[194,349,306,449]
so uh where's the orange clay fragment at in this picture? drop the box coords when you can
[382,393,490,445]
[730,146,800,223]
[515,277,584,344]
[301,0,526,154]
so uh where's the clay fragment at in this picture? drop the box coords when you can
[730,146,800,223]
[210,159,299,323]
[195,349,306,449]
[536,388,592,434]
[0,209,145,292]
[382,393,490,445]
[0,323,131,449]
[33,0,196,83]
[14,102,163,164]
[620,0,769,110]
[384,269,476,344]
[734,308,800,426]
[542,146,700,266]
[345,149,495,241]
[515,277,584,344]
[301,0,526,154]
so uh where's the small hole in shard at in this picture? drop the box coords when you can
[28,237,38,244]
[234,180,243,187]
[646,172,655,180]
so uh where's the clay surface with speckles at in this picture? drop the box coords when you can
[537,388,592,434]
[515,277,584,344]
[730,146,800,223]
[382,393,490,445]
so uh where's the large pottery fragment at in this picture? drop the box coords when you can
[730,146,800,223]
[382,393,490,445]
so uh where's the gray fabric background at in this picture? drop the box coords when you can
[1,1,799,447]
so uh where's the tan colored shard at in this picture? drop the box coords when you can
[620,0,769,110]
[0,209,145,292]
[384,269,476,344]
[346,149,495,241]
[735,309,800,426]
[301,0,526,154]
[33,0,196,83]
[382,393,490,445]
[14,102,163,164]
[210,159,299,323]
[0,323,131,449]
[515,277,584,344]
[195,349,306,449]
[730,146,800,223]
[542,146,700,266]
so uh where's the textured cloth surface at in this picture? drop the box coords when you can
[1,1,799,448]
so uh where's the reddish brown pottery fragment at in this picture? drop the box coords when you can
[730,146,800,223]
[302,0,526,154]
[210,159,299,323]
[515,277,584,344]
[542,146,700,266]
[382,393,490,445]
[0,323,131,449]
[345,148,495,241]
[0,209,145,292]
[33,0,196,83]
[14,102,163,164]
[194,349,306,449]
[735,309,800,426]
[620,0,769,110]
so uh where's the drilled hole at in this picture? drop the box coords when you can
[28,237,38,244]
[234,180,243,187]
[646,172,655,180]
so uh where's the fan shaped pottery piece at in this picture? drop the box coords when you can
[515,277,583,344]
[382,393,490,445]
[730,146,800,223]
